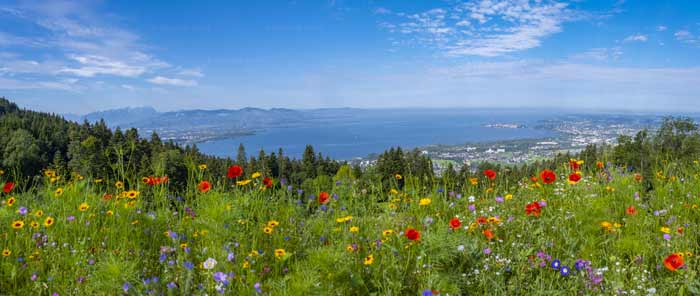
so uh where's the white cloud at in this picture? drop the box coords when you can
[147,76,197,87]
[178,68,204,77]
[379,0,575,57]
[59,55,147,77]
[0,0,193,89]
[656,25,667,32]
[623,34,647,42]
[675,30,698,44]
[571,47,623,61]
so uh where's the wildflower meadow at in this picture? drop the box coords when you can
[2,159,700,295]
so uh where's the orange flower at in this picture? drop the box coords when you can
[482,229,494,240]
[197,181,212,193]
[626,205,637,215]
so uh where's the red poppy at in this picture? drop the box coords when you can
[197,181,212,193]
[525,202,542,216]
[568,173,581,184]
[482,228,494,240]
[227,165,243,179]
[626,205,637,215]
[634,174,643,182]
[569,160,580,171]
[664,253,684,271]
[405,228,420,241]
[476,216,488,225]
[678,227,684,234]
[263,177,273,188]
[540,169,556,184]
[483,169,497,180]
[318,191,330,204]
[102,193,113,201]
[449,217,462,230]
[3,182,14,194]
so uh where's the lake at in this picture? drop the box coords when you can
[197,108,559,160]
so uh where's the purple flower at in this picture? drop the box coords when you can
[422,290,433,296]
[551,259,561,270]
[468,204,476,212]
[67,216,75,222]
[167,282,177,289]
[560,266,571,276]
[18,207,28,215]
[483,248,492,255]
[663,233,671,240]
[184,261,194,270]
[122,282,130,292]
[495,196,504,203]
[538,200,547,207]
[213,272,229,285]
[227,252,235,262]
[31,273,37,281]
[254,282,262,293]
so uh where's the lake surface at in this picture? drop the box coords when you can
[197,109,559,160]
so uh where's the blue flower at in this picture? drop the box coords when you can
[560,266,570,276]
[184,261,194,270]
[551,259,561,270]
[422,290,433,296]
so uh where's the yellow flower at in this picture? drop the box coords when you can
[79,202,89,212]
[335,216,353,223]
[419,198,431,206]
[44,169,56,177]
[0,169,4,175]
[263,227,273,234]
[11,220,24,229]
[34,210,43,217]
[469,178,478,185]
[7,197,15,207]
[180,243,188,249]
[382,229,394,236]
[54,188,63,197]
[267,220,280,228]
[251,172,262,179]
[395,174,402,180]
[2,249,10,257]
[389,203,397,209]
[106,210,114,216]
[350,226,359,233]
[44,217,55,227]
[236,179,252,186]
[198,164,208,170]
[605,186,615,192]
[126,190,140,199]
[600,221,612,231]
[363,254,374,265]
[505,194,513,200]
[94,179,103,183]
[274,249,286,258]
[115,181,124,189]
[390,189,398,195]
[661,227,671,234]
[346,245,355,252]
[242,261,250,269]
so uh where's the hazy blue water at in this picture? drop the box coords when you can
[197,109,559,160]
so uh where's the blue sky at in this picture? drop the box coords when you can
[1,0,700,114]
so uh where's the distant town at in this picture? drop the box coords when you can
[350,114,664,173]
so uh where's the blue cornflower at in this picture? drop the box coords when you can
[560,266,570,276]
[184,261,194,270]
[551,259,561,270]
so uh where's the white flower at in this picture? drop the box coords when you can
[203,258,217,270]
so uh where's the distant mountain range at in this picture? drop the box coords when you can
[63,106,362,143]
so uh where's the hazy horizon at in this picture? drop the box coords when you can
[2,0,700,114]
